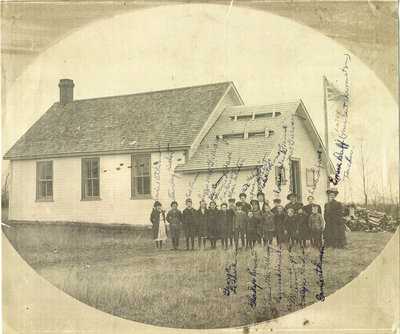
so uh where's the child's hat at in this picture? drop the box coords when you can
[228,198,236,203]
[256,191,265,197]
[236,202,243,207]
[185,198,192,204]
[273,198,281,203]
[239,192,247,198]
[171,201,178,206]
[154,201,162,208]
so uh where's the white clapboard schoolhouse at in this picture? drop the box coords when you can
[4,80,334,225]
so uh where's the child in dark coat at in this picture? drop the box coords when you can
[246,211,259,249]
[182,198,197,250]
[309,204,325,248]
[284,208,297,246]
[296,207,310,248]
[233,202,247,249]
[207,201,220,249]
[166,201,182,250]
[226,198,236,248]
[197,200,208,250]
[250,199,263,244]
[261,209,275,245]
[219,203,230,249]
[274,205,286,245]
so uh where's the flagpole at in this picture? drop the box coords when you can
[323,75,330,190]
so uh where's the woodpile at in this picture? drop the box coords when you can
[342,205,399,233]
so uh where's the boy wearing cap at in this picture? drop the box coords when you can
[182,198,197,251]
[233,202,247,249]
[166,201,182,250]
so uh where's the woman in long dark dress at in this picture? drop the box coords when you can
[324,188,346,248]
[150,201,168,251]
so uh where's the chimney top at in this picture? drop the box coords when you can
[58,79,75,105]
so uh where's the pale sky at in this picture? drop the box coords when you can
[2,4,398,203]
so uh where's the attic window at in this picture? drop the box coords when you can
[222,133,244,139]
[248,130,275,138]
[230,112,281,121]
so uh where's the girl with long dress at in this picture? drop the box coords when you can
[197,200,209,249]
[150,201,168,251]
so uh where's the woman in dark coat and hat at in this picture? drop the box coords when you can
[324,188,346,248]
[150,201,168,251]
[284,193,303,214]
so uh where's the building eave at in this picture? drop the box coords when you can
[3,145,191,161]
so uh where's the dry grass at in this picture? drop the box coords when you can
[3,220,395,329]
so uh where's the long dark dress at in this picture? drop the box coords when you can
[296,213,310,241]
[182,207,197,238]
[207,208,220,240]
[220,210,231,239]
[247,217,260,242]
[324,199,346,248]
[197,208,208,237]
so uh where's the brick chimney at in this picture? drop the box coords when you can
[58,79,75,105]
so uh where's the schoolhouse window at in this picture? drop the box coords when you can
[81,158,100,199]
[131,155,151,198]
[36,161,53,200]
[275,166,287,185]
[306,168,316,187]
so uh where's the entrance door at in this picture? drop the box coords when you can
[290,159,302,200]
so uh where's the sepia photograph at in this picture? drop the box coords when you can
[2,1,399,332]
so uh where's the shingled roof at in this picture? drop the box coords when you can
[176,99,335,173]
[175,100,303,172]
[4,82,234,160]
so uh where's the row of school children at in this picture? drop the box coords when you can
[149,191,326,251]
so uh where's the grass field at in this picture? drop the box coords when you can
[2,219,395,329]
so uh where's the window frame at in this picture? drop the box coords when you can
[81,157,101,200]
[36,160,54,201]
[275,165,287,186]
[306,168,316,187]
[131,154,152,199]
